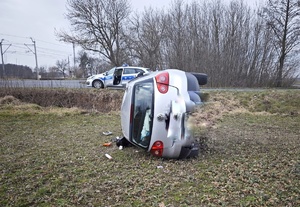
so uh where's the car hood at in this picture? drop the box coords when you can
[87,73,105,80]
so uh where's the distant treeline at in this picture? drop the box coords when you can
[59,0,300,87]
[0,64,33,79]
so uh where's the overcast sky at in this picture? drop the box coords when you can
[0,0,260,69]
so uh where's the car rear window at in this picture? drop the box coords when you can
[131,79,154,148]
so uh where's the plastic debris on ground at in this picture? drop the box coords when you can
[105,154,112,159]
[103,142,112,147]
[102,131,112,136]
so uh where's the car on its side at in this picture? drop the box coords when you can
[86,66,151,89]
[120,69,207,159]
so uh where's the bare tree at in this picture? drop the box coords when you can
[55,0,298,87]
[206,0,225,86]
[262,0,300,87]
[57,0,131,66]
[128,8,166,69]
[78,51,89,78]
[163,0,190,69]
[56,59,69,78]
[249,13,277,87]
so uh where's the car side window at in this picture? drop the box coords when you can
[132,80,154,148]
[107,68,115,75]
[124,68,136,74]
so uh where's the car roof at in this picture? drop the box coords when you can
[116,66,150,70]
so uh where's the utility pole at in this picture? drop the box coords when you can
[72,42,76,68]
[0,39,11,79]
[31,38,39,80]
[72,42,76,77]
[25,37,39,80]
[68,55,71,77]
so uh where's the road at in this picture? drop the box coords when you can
[0,79,299,90]
[0,79,86,89]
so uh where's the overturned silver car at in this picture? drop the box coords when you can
[120,69,207,159]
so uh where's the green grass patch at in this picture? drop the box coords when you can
[0,90,299,206]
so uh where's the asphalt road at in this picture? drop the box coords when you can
[0,79,87,89]
[0,79,299,90]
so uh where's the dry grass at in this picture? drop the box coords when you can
[0,89,299,206]
[0,88,124,112]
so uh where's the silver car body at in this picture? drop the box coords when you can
[86,66,151,88]
[121,69,207,159]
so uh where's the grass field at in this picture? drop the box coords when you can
[0,90,299,206]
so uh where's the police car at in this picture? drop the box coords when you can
[86,66,151,88]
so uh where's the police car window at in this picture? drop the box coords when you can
[107,68,115,75]
[124,68,136,74]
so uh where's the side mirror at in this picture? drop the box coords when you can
[137,71,144,78]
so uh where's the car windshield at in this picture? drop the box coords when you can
[131,80,154,148]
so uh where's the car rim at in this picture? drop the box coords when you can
[94,81,102,88]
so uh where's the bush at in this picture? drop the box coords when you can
[0,88,124,112]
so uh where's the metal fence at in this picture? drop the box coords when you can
[0,79,86,89]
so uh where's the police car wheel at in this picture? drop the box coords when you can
[93,80,104,88]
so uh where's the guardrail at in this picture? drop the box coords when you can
[0,79,86,88]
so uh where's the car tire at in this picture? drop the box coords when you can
[186,72,200,91]
[191,73,207,86]
[186,72,201,105]
[92,80,104,88]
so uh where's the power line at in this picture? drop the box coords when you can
[0,34,75,67]
[35,38,70,47]
[10,44,70,58]
[0,33,29,40]
[37,46,71,55]
[0,33,69,48]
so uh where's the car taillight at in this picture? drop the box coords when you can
[150,141,164,157]
[155,72,169,94]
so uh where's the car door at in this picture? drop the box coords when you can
[122,68,139,84]
[111,68,124,86]
[103,68,116,87]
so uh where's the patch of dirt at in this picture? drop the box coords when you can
[191,92,247,129]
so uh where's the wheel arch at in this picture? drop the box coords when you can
[92,79,104,88]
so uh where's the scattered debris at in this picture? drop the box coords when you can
[105,154,112,159]
[103,142,112,147]
[157,166,163,169]
[118,145,123,150]
[111,136,120,142]
[103,131,112,136]
[115,137,133,147]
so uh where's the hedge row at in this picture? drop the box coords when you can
[0,88,124,113]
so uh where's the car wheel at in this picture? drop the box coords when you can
[186,72,200,91]
[191,73,207,86]
[93,80,104,88]
[186,72,201,105]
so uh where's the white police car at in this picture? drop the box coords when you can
[86,66,151,88]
